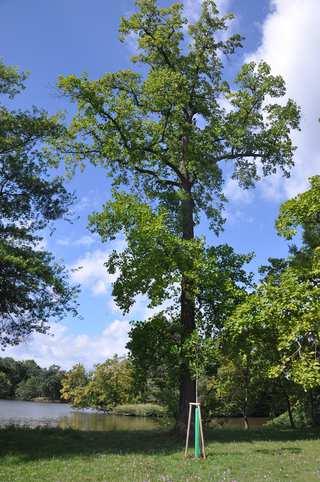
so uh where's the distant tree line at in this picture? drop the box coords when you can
[0,357,65,401]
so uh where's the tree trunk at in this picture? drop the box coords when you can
[243,386,249,430]
[286,394,295,429]
[243,414,249,430]
[309,391,316,426]
[176,155,197,434]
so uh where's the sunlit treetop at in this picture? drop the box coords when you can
[56,0,300,234]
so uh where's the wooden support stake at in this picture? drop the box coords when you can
[184,403,192,458]
[184,402,206,459]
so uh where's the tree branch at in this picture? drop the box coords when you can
[133,166,179,187]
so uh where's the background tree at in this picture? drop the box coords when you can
[0,357,65,401]
[0,371,12,399]
[15,375,42,401]
[60,363,89,406]
[0,357,25,398]
[84,356,135,410]
[61,357,136,410]
[56,0,300,431]
[227,176,320,426]
[41,365,66,401]
[128,314,181,416]
[276,175,320,425]
[0,60,77,347]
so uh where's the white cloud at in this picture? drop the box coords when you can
[92,279,108,296]
[70,240,126,297]
[107,290,172,323]
[74,235,96,246]
[70,249,116,296]
[184,0,202,23]
[57,235,96,248]
[247,0,320,200]
[224,178,254,204]
[225,207,254,226]
[56,238,70,247]
[2,320,130,370]
[75,189,102,213]
[125,31,139,56]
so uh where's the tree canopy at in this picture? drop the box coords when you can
[0,60,78,347]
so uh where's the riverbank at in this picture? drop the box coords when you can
[0,426,319,481]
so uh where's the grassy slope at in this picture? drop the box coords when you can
[0,426,319,481]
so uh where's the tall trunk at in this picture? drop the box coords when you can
[280,381,295,428]
[243,370,249,430]
[176,136,196,434]
[286,395,295,429]
[243,414,249,430]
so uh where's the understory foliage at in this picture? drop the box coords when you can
[55,0,299,428]
[0,60,77,347]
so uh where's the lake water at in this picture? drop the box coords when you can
[0,400,162,431]
[0,400,268,431]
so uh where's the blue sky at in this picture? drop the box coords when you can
[2,0,320,368]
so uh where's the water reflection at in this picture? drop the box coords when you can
[0,400,162,431]
[58,412,162,431]
[0,400,268,431]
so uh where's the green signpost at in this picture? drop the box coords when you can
[195,405,201,458]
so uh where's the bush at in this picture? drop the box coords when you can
[112,403,168,417]
[266,403,310,428]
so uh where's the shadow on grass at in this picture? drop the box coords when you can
[205,427,320,444]
[255,447,302,455]
[0,426,319,463]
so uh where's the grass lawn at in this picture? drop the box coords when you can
[0,426,319,481]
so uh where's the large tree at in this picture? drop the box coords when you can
[56,0,299,431]
[0,61,77,346]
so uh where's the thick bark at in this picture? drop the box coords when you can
[176,145,197,434]
[177,274,196,433]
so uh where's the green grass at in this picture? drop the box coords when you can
[0,426,320,481]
